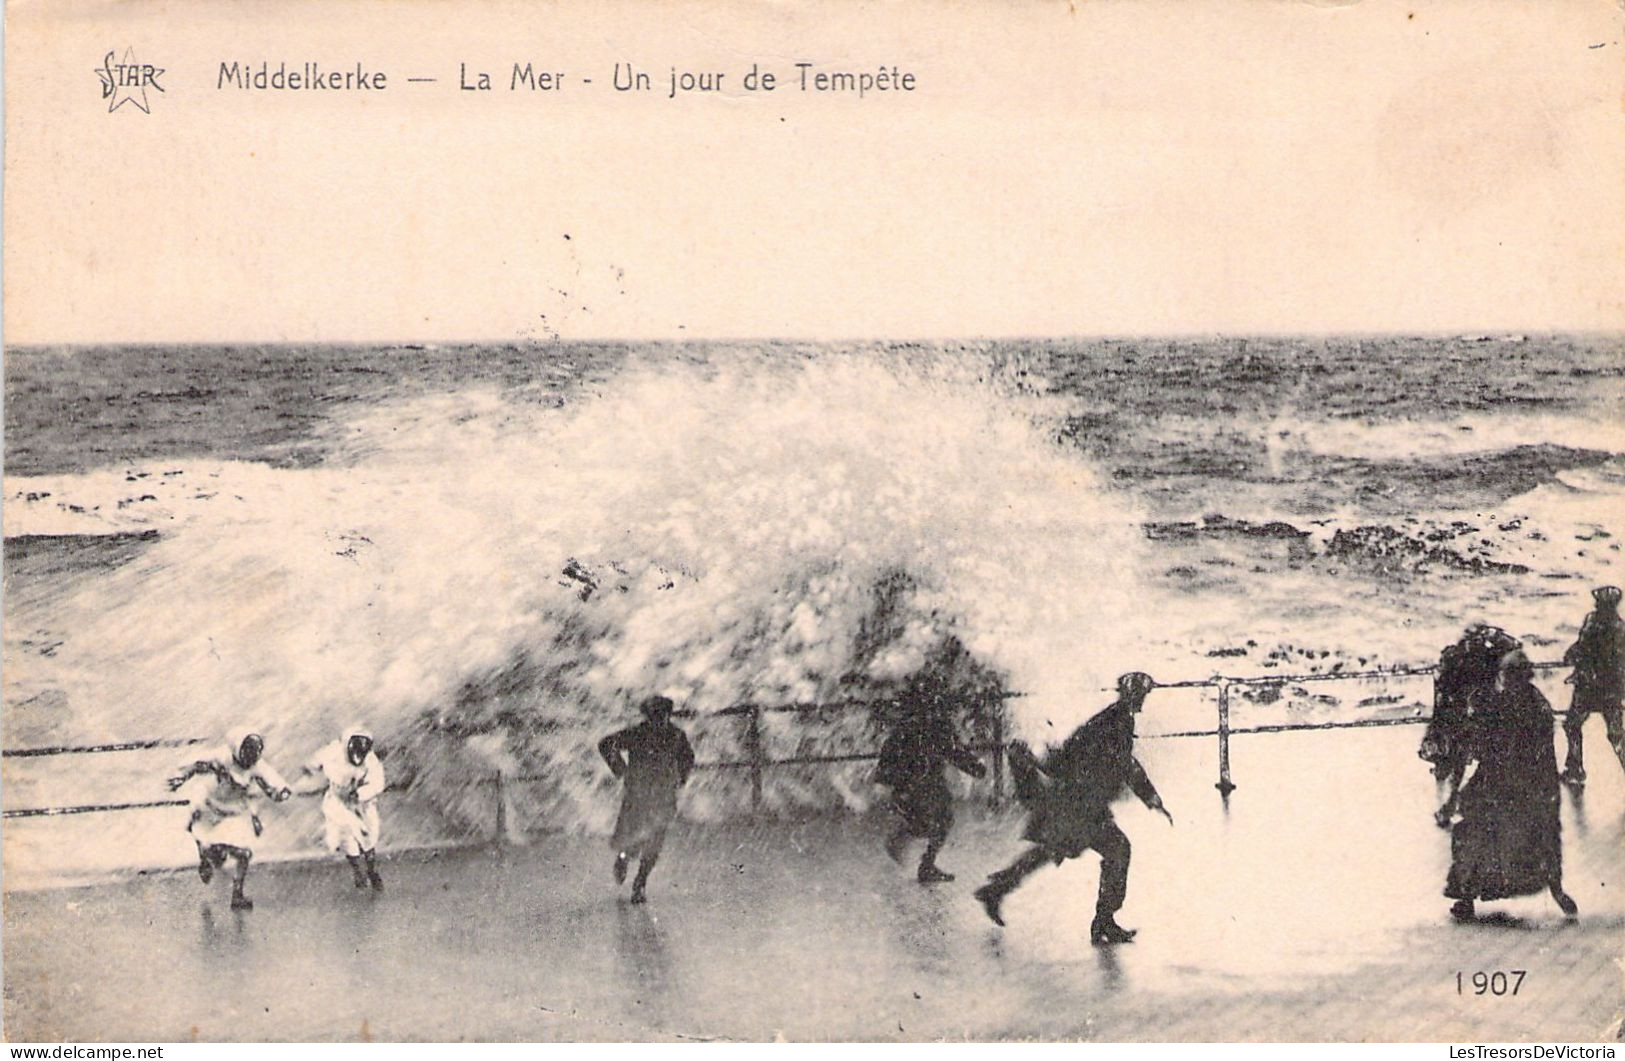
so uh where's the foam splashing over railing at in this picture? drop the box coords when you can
[6,348,1151,838]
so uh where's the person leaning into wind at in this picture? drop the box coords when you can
[974,672,1172,945]
[1419,623,1522,827]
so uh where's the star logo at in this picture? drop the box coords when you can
[96,48,165,114]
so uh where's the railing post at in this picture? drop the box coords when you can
[1215,680,1236,795]
[746,705,764,812]
[493,769,508,842]
[989,699,1005,808]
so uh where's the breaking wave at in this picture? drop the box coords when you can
[6,351,1151,839]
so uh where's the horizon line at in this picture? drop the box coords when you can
[7,328,1624,351]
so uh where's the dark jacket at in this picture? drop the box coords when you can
[1017,699,1159,858]
[1564,607,1625,700]
[599,719,695,855]
[1043,700,1159,808]
[876,712,984,790]
[876,709,985,840]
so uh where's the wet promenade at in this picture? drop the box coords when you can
[5,726,1623,1041]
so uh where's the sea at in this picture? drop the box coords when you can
[4,335,1622,865]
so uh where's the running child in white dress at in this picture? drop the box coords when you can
[300,725,387,891]
[166,729,292,910]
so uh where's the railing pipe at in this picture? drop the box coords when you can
[2,659,1578,819]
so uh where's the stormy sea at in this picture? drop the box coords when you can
[5,335,1622,877]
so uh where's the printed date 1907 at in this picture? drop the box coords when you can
[1456,970,1526,996]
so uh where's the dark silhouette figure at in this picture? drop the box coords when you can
[598,696,695,904]
[1421,624,1522,827]
[1560,585,1625,786]
[1445,650,1577,923]
[973,672,1171,945]
[875,686,987,884]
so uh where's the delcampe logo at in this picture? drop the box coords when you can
[96,48,165,113]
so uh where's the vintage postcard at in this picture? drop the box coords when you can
[3,0,1623,1045]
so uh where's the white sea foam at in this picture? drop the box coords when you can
[1264,409,1625,463]
[4,351,1152,837]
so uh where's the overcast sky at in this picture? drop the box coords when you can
[6,0,1623,343]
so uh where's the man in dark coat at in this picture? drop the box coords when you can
[1559,585,1625,786]
[973,672,1171,944]
[1445,650,1577,922]
[875,686,987,884]
[1421,623,1522,826]
[598,695,696,904]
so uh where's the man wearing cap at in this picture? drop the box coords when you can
[1560,585,1625,786]
[973,672,1172,945]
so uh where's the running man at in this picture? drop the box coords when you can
[973,673,1172,944]
[875,684,987,883]
[598,695,696,904]
[1560,585,1625,786]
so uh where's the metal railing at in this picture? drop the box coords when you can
[1157,659,1569,794]
[2,661,1575,821]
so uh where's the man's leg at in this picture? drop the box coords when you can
[973,845,1053,926]
[885,789,916,864]
[363,848,384,891]
[629,853,658,904]
[1602,705,1625,776]
[917,838,952,883]
[630,832,666,904]
[917,800,955,884]
[1089,819,1135,944]
[885,824,913,865]
[1561,700,1589,782]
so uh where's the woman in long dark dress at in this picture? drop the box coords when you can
[598,695,695,904]
[1420,624,1521,827]
[1444,650,1578,923]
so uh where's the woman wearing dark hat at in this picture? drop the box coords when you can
[1421,623,1522,827]
[1559,585,1625,786]
[1444,649,1577,923]
[598,695,695,903]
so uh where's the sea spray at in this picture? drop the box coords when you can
[6,349,1151,841]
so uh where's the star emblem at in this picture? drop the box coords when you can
[96,48,165,114]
